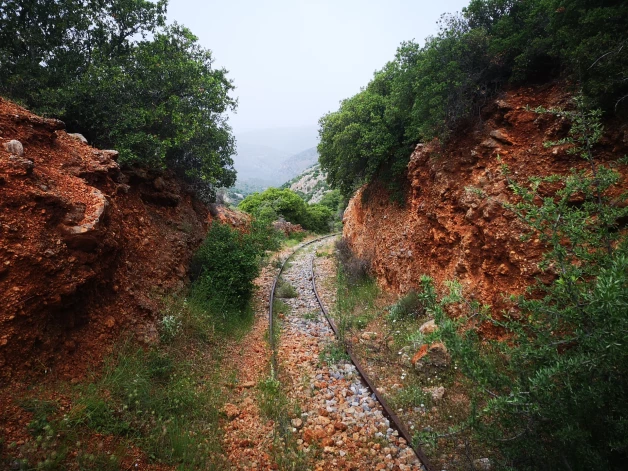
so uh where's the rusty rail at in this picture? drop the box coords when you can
[310,249,435,471]
[268,233,339,377]
[268,233,435,471]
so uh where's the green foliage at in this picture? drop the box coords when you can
[318,0,628,197]
[275,280,298,299]
[239,187,333,233]
[421,103,628,470]
[190,220,280,315]
[319,341,350,365]
[305,203,334,233]
[388,290,423,320]
[318,189,342,211]
[0,1,236,197]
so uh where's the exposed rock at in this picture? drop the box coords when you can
[273,218,304,236]
[8,155,34,175]
[102,149,119,161]
[474,458,492,471]
[490,129,514,145]
[424,386,445,401]
[136,322,159,345]
[496,99,513,111]
[480,138,501,149]
[3,139,24,156]
[153,176,165,191]
[68,133,88,143]
[418,319,438,335]
[412,343,450,374]
[140,190,180,207]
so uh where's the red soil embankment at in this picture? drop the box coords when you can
[343,84,628,313]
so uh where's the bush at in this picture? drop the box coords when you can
[303,203,333,233]
[275,280,298,299]
[421,102,628,470]
[0,3,237,193]
[388,290,423,320]
[318,0,628,197]
[335,238,370,285]
[190,220,279,313]
[239,188,333,233]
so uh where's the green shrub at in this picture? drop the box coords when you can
[421,103,628,470]
[0,4,237,195]
[304,203,333,233]
[190,220,279,314]
[318,0,628,197]
[276,280,298,299]
[388,290,423,320]
[239,188,333,233]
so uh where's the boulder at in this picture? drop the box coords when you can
[68,133,88,144]
[490,129,514,145]
[8,155,34,175]
[3,139,24,156]
[412,342,450,374]
[419,319,438,335]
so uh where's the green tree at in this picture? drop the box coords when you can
[53,24,236,190]
[239,188,333,233]
[0,1,237,196]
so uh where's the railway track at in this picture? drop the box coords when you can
[268,234,434,471]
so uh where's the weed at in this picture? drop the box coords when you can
[335,238,370,284]
[388,290,423,320]
[273,298,290,317]
[389,384,431,410]
[319,341,350,365]
[300,310,320,321]
[258,376,310,470]
[276,280,298,299]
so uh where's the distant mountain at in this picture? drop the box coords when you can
[232,126,319,188]
[282,164,331,204]
[232,140,290,185]
[279,147,319,179]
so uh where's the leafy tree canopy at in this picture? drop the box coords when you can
[0,0,237,195]
[318,0,628,197]
[239,188,333,233]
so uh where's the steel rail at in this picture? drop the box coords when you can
[268,233,339,377]
[268,233,435,471]
[310,251,435,471]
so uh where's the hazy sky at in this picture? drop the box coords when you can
[167,0,470,134]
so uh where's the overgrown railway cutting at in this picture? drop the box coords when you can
[268,235,434,471]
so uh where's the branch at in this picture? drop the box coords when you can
[588,42,625,70]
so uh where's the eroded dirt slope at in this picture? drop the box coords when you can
[343,84,628,313]
[0,97,214,381]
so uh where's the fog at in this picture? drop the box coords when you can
[167,0,470,135]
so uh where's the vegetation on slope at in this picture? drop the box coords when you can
[318,0,628,197]
[1,218,280,470]
[319,0,628,468]
[0,0,237,199]
[418,104,628,470]
[239,188,334,233]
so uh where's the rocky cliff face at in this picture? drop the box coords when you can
[0,98,217,380]
[343,85,628,312]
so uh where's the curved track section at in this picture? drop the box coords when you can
[268,235,434,471]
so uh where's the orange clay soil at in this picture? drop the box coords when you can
[0,97,242,467]
[344,83,628,323]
